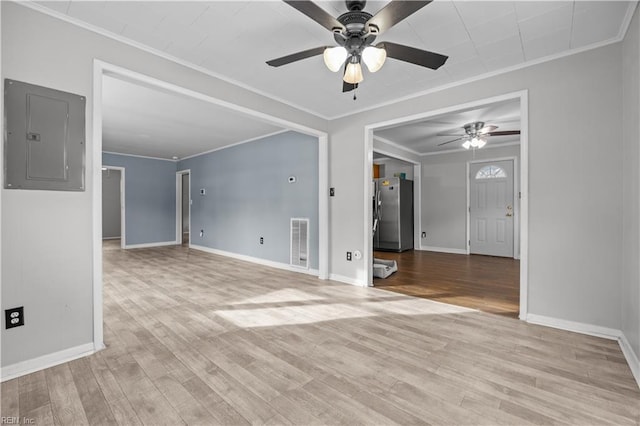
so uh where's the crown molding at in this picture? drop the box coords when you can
[102,151,177,162]
[17,0,639,124]
[178,129,290,161]
[328,1,638,120]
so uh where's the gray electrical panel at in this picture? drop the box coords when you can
[4,79,85,191]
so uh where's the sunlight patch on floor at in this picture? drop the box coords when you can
[216,296,477,328]
[362,298,476,315]
[231,288,327,305]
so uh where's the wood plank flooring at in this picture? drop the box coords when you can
[374,250,520,318]
[1,242,638,425]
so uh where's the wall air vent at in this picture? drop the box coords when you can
[290,218,309,269]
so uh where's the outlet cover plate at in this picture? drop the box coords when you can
[5,306,24,329]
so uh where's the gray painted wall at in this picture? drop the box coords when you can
[102,169,121,239]
[1,3,323,369]
[622,6,640,367]
[329,43,623,330]
[421,145,520,251]
[2,0,638,380]
[102,153,177,246]
[178,131,319,269]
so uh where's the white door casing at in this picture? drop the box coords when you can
[469,159,514,257]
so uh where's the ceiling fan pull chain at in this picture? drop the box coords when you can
[353,86,357,101]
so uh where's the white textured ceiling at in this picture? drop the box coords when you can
[28,1,633,159]
[102,75,284,159]
[375,98,520,154]
[34,0,636,120]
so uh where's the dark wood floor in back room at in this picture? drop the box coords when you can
[374,250,520,318]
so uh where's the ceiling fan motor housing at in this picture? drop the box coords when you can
[464,121,485,135]
[335,8,376,55]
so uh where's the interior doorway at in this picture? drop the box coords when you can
[364,91,528,319]
[372,151,420,282]
[176,170,190,246]
[101,166,125,249]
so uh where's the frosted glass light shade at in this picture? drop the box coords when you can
[464,137,487,149]
[343,62,364,84]
[362,46,387,72]
[323,46,348,72]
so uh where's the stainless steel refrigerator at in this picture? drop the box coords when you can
[373,177,414,252]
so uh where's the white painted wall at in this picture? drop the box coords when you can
[0,3,326,371]
[329,43,623,330]
[374,157,414,180]
[621,6,640,375]
[421,145,520,251]
[373,137,421,163]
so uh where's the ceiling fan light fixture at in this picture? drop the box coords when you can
[323,46,348,72]
[362,46,387,72]
[343,61,364,84]
[464,136,487,149]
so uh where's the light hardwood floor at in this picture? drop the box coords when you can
[374,250,520,318]
[2,242,639,425]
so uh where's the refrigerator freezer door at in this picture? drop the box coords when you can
[377,178,401,250]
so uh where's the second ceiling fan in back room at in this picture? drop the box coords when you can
[266,0,448,97]
[438,122,521,150]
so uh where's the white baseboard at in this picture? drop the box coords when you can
[189,244,319,277]
[418,245,468,255]
[1,343,95,382]
[619,333,640,389]
[526,314,640,390]
[124,241,177,249]
[328,273,367,287]
[526,313,621,340]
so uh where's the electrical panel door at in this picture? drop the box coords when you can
[4,79,86,191]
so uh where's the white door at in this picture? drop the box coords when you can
[469,160,514,257]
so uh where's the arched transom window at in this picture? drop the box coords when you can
[475,165,507,179]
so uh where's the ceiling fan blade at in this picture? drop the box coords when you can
[378,42,448,70]
[479,125,498,134]
[436,131,465,136]
[342,64,358,92]
[485,130,521,136]
[266,46,327,67]
[437,136,464,146]
[283,1,344,32]
[367,0,432,34]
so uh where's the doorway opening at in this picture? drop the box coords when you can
[176,170,190,246]
[92,60,329,351]
[371,150,421,281]
[364,91,528,319]
[101,166,125,249]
